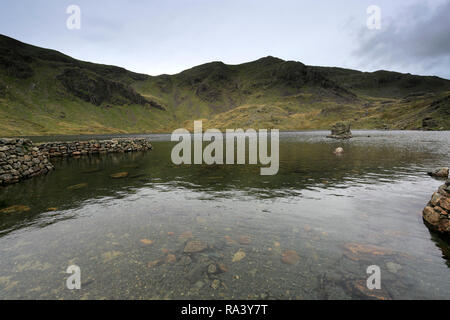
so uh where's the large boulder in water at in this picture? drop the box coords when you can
[327,122,352,139]
[422,181,450,239]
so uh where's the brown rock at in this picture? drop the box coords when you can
[184,240,207,253]
[346,280,391,300]
[430,192,442,206]
[439,197,450,211]
[238,236,252,245]
[67,183,88,190]
[110,172,129,179]
[140,239,154,245]
[166,254,176,263]
[434,206,447,216]
[218,263,228,273]
[438,219,450,233]
[423,206,440,225]
[0,205,31,214]
[147,260,163,268]
[428,167,449,178]
[179,231,193,241]
[232,250,246,262]
[281,250,300,265]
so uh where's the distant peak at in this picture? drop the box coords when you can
[255,56,284,64]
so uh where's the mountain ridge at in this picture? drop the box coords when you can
[0,34,449,136]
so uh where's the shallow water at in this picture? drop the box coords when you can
[0,130,449,300]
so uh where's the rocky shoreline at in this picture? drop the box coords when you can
[0,138,152,185]
[423,178,450,239]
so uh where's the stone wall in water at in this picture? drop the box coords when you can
[0,138,152,185]
[423,180,450,238]
[0,138,54,185]
[37,138,152,158]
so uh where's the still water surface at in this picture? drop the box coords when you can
[0,131,449,299]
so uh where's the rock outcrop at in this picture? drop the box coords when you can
[37,138,152,158]
[423,180,450,238]
[0,138,54,185]
[427,167,449,178]
[327,122,352,139]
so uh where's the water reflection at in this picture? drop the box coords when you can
[0,131,449,299]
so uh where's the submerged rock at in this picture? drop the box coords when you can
[281,250,300,265]
[0,205,31,214]
[184,240,207,253]
[110,172,129,179]
[140,239,154,245]
[232,250,246,262]
[211,280,221,290]
[238,236,252,245]
[427,167,449,178]
[67,183,88,190]
[327,122,352,139]
[386,262,402,274]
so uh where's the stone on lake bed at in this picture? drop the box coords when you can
[179,231,193,241]
[343,243,394,261]
[218,263,228,273]
[67,183,88,190]
[110,172,129,179]
[184,240,208,253]
[0,205,31,214]
[281,250,300,265]
[232,249,246,262]
[345,280,391,300]
[238,236,252,245]
[211,280,221,290]
[166,254,176,263]
[207,264,218,274]
[148,260,163,268]
[386,262,402,274]
[140,239,154,245]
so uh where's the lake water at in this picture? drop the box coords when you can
[0,130,449,300]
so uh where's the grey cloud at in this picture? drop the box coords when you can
[352,1,450,79]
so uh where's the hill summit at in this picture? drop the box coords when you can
[0,34,449,135]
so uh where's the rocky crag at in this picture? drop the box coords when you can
[327,122,352,139]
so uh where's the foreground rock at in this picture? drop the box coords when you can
[427,167,449,178]
[0,138,54,185]
[327,122,352,139]
[422,180,450,238]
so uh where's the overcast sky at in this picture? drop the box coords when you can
[1,0,449,78]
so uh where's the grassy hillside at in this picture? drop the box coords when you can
[1,34,449,136]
